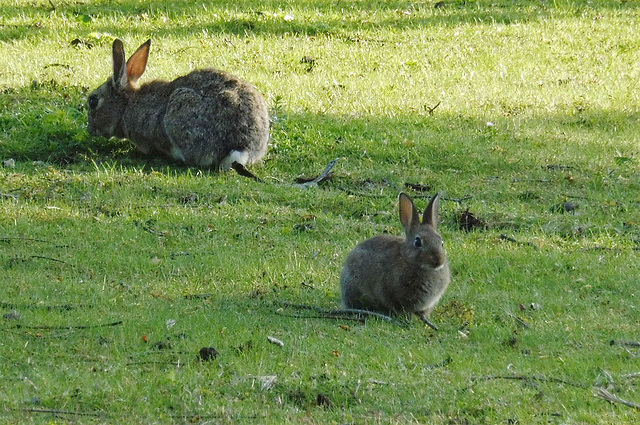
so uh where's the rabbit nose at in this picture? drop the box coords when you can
[427,251,446,268]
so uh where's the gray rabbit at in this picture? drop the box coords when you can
[340,193,450,329]
[87,39,270,170]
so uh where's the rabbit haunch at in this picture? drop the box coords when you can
[87,39,269,170]
[340,193,451,329]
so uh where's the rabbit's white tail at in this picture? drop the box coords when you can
[220,150,249,170]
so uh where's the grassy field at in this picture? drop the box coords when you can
[1,0,639,423]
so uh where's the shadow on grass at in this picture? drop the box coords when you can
[1,78,638,177]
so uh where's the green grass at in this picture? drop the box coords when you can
[1,0,639,423]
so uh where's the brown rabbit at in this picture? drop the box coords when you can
[87,39,270,171]
[340,193,450,329]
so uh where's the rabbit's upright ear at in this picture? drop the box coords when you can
[112,39,127,90]
[399,192,420,233]
[125,39,151,89]
[422,193,441,228]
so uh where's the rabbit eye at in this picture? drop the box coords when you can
[414,236,423,248]
[88,95,99,109]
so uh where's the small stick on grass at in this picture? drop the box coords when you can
[611,340,640,347]
[0,237,70,248]
[425,101,441,115]
[425,356,453,370]
[276,302,404,326]
[16,320,123,330]
[0,193,18,201]
[0,300,86,311]
[595,387,640,410]
[443,195,474,203]
[325,308,400,323]
[24,408,101,417]
[500,234,538,248]
[507,312,530,328]
[296,158,338,188]
[418,311,439,330]
[472,374,587,389]
[30,255,67,264]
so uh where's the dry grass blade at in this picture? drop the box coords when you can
[594,387,640,410]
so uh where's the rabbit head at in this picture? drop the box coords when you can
[87,39,150,139]
[399,192,447,270]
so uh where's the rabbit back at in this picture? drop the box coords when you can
[341,235,408,313]
[123,69,269,168]
[161,69,269,168]
[88,39,269,169]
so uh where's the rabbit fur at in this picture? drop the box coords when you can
[87,39,270,170]
[340,193,450,328]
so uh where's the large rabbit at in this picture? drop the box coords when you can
[340,193,450,329]
[87,39,270,170]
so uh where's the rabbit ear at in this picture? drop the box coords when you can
[422,193,441,227]
[125,39,151,88]
[112,39,128,90]
[399,192,420,233]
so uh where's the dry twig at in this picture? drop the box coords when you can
[611,340,640,348]
[500,234,537,248]
[16,320,123,330]
[0,300,85,311]
[30,255,67,264]
[472,374,587,389]
[595,387,640,410]
[275,302,404,326]
[296,158,338,188]
[425,101,442,115]
[506,312,530,328]
[24,408,101,417]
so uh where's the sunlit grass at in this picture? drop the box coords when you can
[1,0,639,423]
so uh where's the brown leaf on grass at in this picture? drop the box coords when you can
[70,38,94,48]
[317,393,334,408]
[198,347,219,361]
[458,209,485,232]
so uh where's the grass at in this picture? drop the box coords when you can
[1,0,639,423]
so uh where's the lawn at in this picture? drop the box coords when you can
[1,0,639,423]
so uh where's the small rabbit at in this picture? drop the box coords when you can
[87,39,270,171]
[340,192,450,329]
